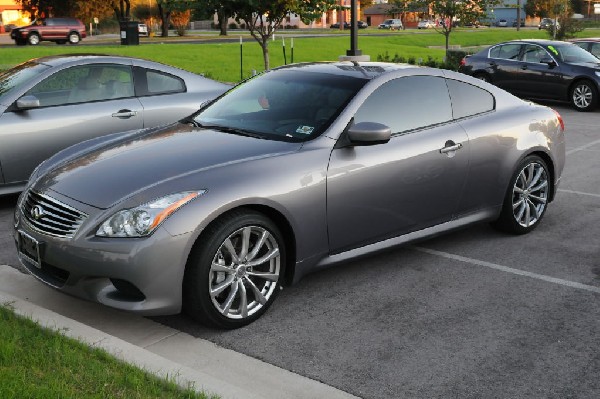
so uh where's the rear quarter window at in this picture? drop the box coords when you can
[446,79,495,119]
[134,67,186,96]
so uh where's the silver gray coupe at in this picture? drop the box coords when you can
[14,62,566,329]
[0,55,229,195]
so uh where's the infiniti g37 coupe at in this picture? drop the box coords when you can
[14,62,566,329]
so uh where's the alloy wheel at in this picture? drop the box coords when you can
[209,225,280,320]
[511,162,549,228]
[572,83,593,109]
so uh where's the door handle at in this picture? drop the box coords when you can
[440,142,463,154]
[111,109,137,118]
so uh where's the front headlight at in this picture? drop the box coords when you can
[96,191,206,237]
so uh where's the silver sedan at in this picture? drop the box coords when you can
[0,55,229,195]
[14,62,566,329]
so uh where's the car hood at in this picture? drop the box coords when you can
[35,123,302,209]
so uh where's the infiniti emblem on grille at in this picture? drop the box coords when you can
[31,205,46,220]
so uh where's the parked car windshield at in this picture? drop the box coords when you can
[0,61,50,104]
[194,69,366,142]
[549,43,600,64]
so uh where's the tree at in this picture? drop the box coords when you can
[234,0,339,71]
[14,0,75,18]
[402,0,498,57]
[74,0,115,25]
[171,9,192,36]
[156,0,196,37]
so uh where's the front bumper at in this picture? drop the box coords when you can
[14,203,192,316]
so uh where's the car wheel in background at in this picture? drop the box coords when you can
[15,38,27,46]
[56,40,66,45]
[571,80,597,112]
[474,73,491,83]
[492,155,550,235]
[68,32,80,44]
[28,33,40,45]
[183,210,286,329]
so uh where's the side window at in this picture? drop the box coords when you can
[522,44,550,63]
[139,68,185,96]
[591,43,600,58]
[26,64,133,107]
[354,76,452,134]
[446,79,495,119]
[490,44,521,60]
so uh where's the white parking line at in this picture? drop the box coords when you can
[414,247,600,294]
[566,138,600,155]
[558,189,600,198]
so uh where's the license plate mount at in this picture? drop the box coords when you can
[17,230,42,269]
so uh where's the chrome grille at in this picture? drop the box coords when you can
[21,191,87,238]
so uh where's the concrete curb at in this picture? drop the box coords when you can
[0,266,360,399]
[0,289,260,399]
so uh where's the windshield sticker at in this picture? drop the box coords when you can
[296,126,314,135]
[547,45,559,56]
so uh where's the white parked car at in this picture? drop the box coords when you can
[417,20,435,29]
[378,19,403,30]
[138,23,148,36]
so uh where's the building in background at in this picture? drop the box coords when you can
[0,0,30,33]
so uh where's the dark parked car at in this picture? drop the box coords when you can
[571,38,600,58]
[512,19,525,27]
[14,62,565,329]
[10,18,86,45]
[539,18,559,30]
[330,21,367,29]
[459,39,600,111]
[0,55,229,195]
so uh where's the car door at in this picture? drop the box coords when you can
[515,44,564,100]
[326,75,470,254]
[487,43,524,93]
[0,63,143,185]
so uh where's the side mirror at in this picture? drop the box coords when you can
[16,95,40,110]
[347,122,391,146]
[540,57,557,68]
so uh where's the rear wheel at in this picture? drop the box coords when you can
[183,210,286,329]
[571,80,597,112]
[492,155,551,235]
[28,33,40,45]
[474,73,490,83]
[68,32,80,44]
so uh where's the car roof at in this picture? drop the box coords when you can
[273,61,416,80]
[571,37,600,42]
[32,54,139,67]
[496,39,576,47]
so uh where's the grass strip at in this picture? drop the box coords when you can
[0,304,216,399]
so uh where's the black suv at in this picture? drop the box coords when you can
[10,18,86,45]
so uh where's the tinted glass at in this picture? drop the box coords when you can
[354,76,452,134]
[0,61,50,102]
[446,79,495,119]
[591,43,600,58]
[549,43,600,63]
[522,44,550,63]
[490,44,521,60]
[196,70,366,142]
[145,70,185,94]
[27,64,133,106]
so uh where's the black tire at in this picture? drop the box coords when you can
[474,73,491,83]
[492,155,551,235]
[183,210,286,329]
[56,40,67,45]
[68,32,80,44]
[28,33,40,45]
[15,39,27,46]
[570,80,598,112]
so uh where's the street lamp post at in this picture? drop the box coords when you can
[339,0,369,61]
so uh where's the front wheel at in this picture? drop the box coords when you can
[571,80,597,112]
[492,155,551,235]
[183,210,286,329]
[68,32,80,44]
[28,33,40,45]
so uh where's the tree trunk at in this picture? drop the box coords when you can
[445,32,450,59]
[218,11,228,36]
[157,4,170,37]
[261,37,270,70]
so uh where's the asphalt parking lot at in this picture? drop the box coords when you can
[1,103,598,398]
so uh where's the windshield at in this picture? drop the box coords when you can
[194,70,366,142]
[549,43,600,64]
[0,61,51,104]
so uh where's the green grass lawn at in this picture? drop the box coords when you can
[0,304,216,399]
[2,28,600,83]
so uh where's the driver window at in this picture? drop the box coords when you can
[522,45,550,63]
[354,76,453,134]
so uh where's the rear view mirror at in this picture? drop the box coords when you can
[16,95,40,110]
[540,57,557,67]
[347,122,391,146]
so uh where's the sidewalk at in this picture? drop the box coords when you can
[0,265,359,399]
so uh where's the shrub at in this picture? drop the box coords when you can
[228,22,238,29]
[171,10,191,36]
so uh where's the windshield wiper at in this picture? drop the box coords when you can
[197,124,264,139]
